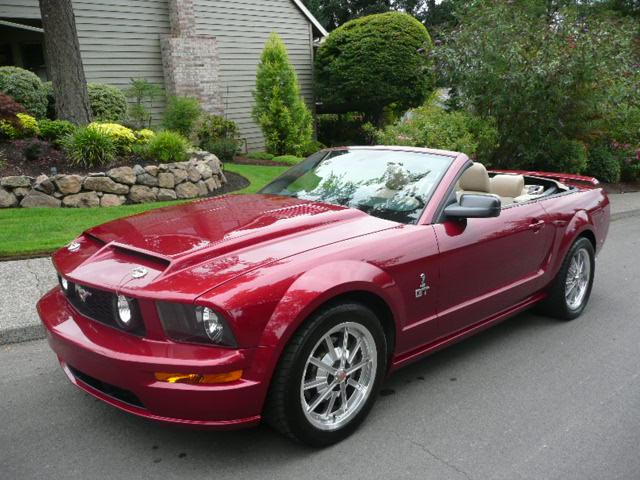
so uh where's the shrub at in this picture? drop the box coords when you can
[316,113,371,146]
[23,139,47,161]
[38,119,77,144]
[0,121,19,139]
[586,142,622,183]
[134,128,155,144]
[197,114,239,144]
[0,113,40,139]
[0,66,48,118]
[247,151,275,161]
[163,96,202,137]
[62,126,117,168]
[87,83,128,122]
[202,138,239,162]
[374,101,499,163]
[125,78,164,129]
[0,91,27,122]
[545,139,588,174]
[272,154,304,165]
[88,122,135,152]
[253,33,313,156]
[315,12,434,125]
[144,130,189,163]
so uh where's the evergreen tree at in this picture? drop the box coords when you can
[253,33,313,156]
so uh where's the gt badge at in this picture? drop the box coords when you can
[415,273,430,298]
[75,284,91,302]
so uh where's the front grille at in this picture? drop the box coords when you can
[68,366,145,409]
[64,282,145,336]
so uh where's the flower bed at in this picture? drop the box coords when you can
[0,150,226,208]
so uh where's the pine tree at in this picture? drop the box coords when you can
[253,33,313,156]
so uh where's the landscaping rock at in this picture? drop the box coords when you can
[107,166,136,185]
[1,175,31,188]
[20,190,61,208]
[205,177,221,192]
[133,164,145,175]
[176,182,200,199]
[144,165,159,177]
[83,176,129,194]
[196,163,213,179]
[62,192,100,208]
[171,169,188,184]
[196,180,208,196]
[128,185,157,203]
[137,173,159,187]
[157,188,177,201]
[187,167,201,183]
[100,194,126,207]
[34,174,55,194]
[157,172,175,189]
[0,188,18,208]
[55,175,83,195]
[88,172,105,177]
[12,187,30,199]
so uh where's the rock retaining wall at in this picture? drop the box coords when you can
[0,151,226,208]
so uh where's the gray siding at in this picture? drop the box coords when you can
[194,0,315,151]
[0,1,40,19]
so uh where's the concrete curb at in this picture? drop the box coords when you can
[1,206,639,347]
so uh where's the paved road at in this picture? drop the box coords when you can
[1,217,639,480]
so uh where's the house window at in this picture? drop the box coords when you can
[0,44,14,66]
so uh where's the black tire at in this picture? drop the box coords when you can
[264,302,387,447]
[538,237,595,320]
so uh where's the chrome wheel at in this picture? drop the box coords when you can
[300,322,377,431]
[565,248,591,310]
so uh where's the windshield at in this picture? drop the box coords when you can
[260,149,454,224]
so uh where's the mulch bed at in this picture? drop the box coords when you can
[216,171,250,193]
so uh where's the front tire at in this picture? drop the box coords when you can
[265,302,387,447]
[539,237,595,320]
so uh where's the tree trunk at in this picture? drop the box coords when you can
[39,0,92,124]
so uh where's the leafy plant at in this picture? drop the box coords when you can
[586,141,622,183]
[16,113,39,137]
[23,139,47,161]
[246,151,275,161]
[62,126,117,168]
[87,122,136,154]
[315,12,434,126]
[143,130,190,163]
[0,66,48,118]
[87,83,128,122]
[38,119,77,145]
[272,154,305,165]
[253,33,313,156]
[134,128,155,144]
[0,91,27,122]
[163,96,202,137]
[197,114,239,144]
[125,78,164,129]
[202,138,239,162]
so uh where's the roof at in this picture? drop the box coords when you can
[291,0,328,37]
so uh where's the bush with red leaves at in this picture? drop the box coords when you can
[0,92,27,126]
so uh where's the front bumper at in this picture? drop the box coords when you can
[37,287,274,429]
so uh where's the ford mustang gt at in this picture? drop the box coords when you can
[38,146,610,446]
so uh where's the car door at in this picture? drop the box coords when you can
[432,201,555,337]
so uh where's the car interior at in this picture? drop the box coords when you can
[456,162,571,207]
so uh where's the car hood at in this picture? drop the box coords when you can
[53,194,396,301]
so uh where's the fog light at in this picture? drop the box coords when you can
[115,295,133,329]
[154,370,243,384]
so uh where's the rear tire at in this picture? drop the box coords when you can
[538,237,595,320]
[264,302,387,447]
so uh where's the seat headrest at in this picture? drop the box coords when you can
[491,174,525,198]
[459,163,490,193]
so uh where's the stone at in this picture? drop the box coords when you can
[128,185,157,203]
[196,162,213,179]
[83,176,129,194]
[205,177,220,192]
[55,175,83,195]
[34,174,55,194]
[158,172,175,189]
[187,167,201,183]
[1,175,31,188]
[100,194,126,207]
[133,164,145,175]
[144,165,159,176]
[62,192,100,208]
[20,190,61,208]
[196,180,208,197]
[53,192,63,199]
[137,173,159,187]
[171,168,188,184]
[208,158,222,174]
[173,162,188,170]
[0,187,18,208]
[107,166,136,185]
[175,182,200,199]
[219,171,227,184]
[88,172,105,177]
[157,188,177,201]
[13,187,31,198]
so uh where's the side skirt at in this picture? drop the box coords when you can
[389,292,547,373]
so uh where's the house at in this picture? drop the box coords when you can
[0,0,327,151]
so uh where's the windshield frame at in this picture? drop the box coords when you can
[258,147,457,225]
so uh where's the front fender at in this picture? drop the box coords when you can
[258,260,403,351]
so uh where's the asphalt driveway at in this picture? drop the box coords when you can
[1,216,639,480]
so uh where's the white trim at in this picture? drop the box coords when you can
[0,19,44,34]
[291,0,328,37]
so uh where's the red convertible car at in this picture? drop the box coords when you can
[38,147,610,446]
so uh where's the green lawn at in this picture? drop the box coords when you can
[0,163,287,258]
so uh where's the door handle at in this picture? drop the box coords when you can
[529,219,545,232]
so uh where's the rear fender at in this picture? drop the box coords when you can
[549,209,595,277]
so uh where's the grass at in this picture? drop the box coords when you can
[0,163,287,258]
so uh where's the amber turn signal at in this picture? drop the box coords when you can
[154,370,243,384]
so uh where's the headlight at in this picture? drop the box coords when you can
[156,302,236,347]
[114,295,140,331]
[58,275,69,292]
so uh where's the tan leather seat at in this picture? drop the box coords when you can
[490,174,525,205]
[459,162,491,194]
